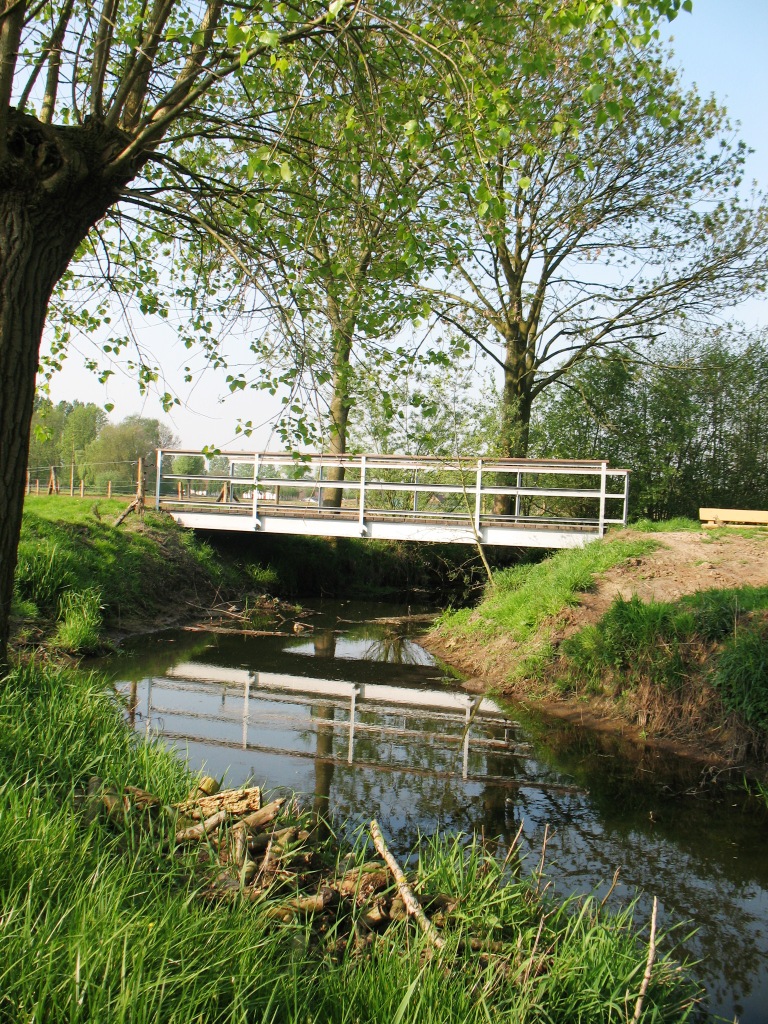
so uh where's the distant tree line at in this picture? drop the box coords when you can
[27,401,177,494]
[531,329,768,521]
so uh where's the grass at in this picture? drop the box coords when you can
[434,537,658,681]
[12,497,271,654]
[0,662,700,1022]
[558,586,768,746]
[630,517,701,533]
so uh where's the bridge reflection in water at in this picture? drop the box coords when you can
[156,450,630,548]
[130,659,530,787]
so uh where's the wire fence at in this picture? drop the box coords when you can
[25,459,148,500]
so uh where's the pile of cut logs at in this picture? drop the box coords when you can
[76,776,453,951]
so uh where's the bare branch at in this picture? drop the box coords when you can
[0,0,24,159]
[90,0,121,118]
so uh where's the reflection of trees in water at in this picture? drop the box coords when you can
[313,631,337,659]
[361,630,431,666]
[312,704,335,841]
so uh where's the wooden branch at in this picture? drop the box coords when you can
[40,0,73,122]
[0,0,24,159]
[90,0,120,118]
[632,896,658,1023]
[111,0,177,131]
[370,819,445,949]
[175,808,227,844]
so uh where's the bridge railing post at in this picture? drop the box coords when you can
[515,471,522,520]
[599,462,607,537]
[155,449,163,510]
[474,459,483,533]
[252,454,260,529]
[359,455,367,535]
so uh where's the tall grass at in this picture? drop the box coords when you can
[52,588,104,654]
[0,664,699,1022]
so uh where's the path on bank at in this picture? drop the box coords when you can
[558,528,768,637]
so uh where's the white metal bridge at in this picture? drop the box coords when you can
[155,450,629,549]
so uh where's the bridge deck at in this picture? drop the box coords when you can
[156,450,629,549]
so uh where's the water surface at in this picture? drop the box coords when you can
[110,601,768,1024]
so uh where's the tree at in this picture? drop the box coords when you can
[426,33,768,484]
[0,0,691,665]
[84,415,177,492]
[233,39,442,506]
[350,347,500,459]
[532,329,768,520]
[26,397,67,475]
[60,401,108,465]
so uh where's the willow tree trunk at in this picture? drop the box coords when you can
[0,112,135,668]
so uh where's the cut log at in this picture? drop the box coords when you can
[242,797,285,831]
[175,809,228,844]
[175,785,261,820]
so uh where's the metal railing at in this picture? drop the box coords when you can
[156,450,629,541]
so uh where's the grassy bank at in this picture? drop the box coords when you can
[559,586,768,759]
[428,532,768,765]
[13,496,254,654]
[0,662,699,1022]
[430,537,659,682]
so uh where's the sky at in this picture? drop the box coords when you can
[43,0,768,452]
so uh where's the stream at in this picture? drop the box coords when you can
[107,600,768,1024]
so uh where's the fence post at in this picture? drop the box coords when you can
[107,481,112,500]
[79,479,84,498]
[514,470,522,519]
[599,462,607,537]
[358,455,367,535]
[622,471,630,527]
[137,457,146,510]
[47,466,59,495]
[25,470,30,496]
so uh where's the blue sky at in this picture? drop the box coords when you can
[665,0,768,187]
[45,1,768,448]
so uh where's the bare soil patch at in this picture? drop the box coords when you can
[553,529,768,644]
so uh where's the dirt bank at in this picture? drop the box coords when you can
[425,529,768,769]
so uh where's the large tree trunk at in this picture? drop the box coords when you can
[0,112,135,668]
[322,323,354,509]
[493,349,533,516]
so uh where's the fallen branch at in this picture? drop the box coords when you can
[632,896,658,1023]
[370,819,445,950]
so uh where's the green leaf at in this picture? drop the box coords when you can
[280,161,292,182]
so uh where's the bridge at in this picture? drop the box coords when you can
[155,450,629,549]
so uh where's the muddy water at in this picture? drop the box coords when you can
[109,601,768,1024]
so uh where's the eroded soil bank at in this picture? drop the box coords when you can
[424,529,768,772]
